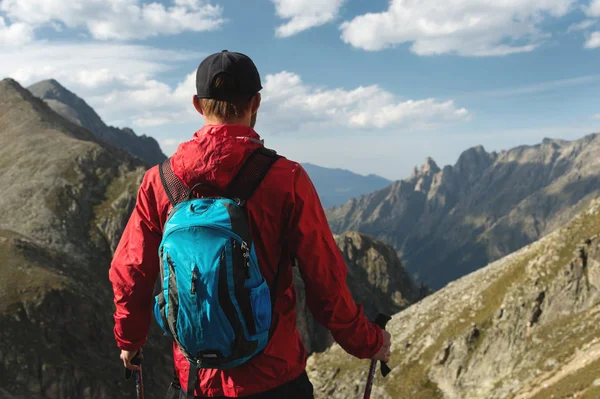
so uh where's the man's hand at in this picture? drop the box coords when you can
[120,349,141,371]
[371,330,392,363]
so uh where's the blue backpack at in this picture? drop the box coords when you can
[154,146,282,398]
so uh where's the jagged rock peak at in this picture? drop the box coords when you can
[421,156,440,174]
[327,132,600,289]
[456,144,491,166]
[411,165,420,179]
[410,157,441,181]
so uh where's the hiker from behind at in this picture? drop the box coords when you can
[109,50,392,398]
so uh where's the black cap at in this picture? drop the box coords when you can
[196,50,262,101]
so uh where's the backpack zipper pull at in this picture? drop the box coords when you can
[191,269,197,295]
[241,241,251,279]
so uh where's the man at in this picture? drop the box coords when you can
[109,50,392,398]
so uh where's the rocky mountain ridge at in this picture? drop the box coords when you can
[309,197,600,398]
[0,77,172,397]
[27,79,166,166]
[327,134,600,289]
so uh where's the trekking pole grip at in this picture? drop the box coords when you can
[374,313,392,377]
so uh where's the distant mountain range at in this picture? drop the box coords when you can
[28,79,166,166]
[302,163,391,208]
[327,134,600,289]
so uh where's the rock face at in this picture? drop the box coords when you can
[0,78,172,398]
[301,163,391,208]
[295,232,424,354]
[27,79,166,166]
[308,198,600,399]
[327,135,600,289]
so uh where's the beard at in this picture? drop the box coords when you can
[250,112,257,128]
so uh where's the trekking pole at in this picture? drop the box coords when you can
[363,313,392,399]
[125,350,145,399]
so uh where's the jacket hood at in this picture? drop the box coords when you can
[171,124,263,193]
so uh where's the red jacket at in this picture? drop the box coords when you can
[109,124,383,397]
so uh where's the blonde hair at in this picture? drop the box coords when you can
[199,74,252,121]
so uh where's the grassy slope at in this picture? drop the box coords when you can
[309,200,600,399]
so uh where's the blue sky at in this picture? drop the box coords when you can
[1,0,599,180]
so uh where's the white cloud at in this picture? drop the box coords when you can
[567,19,597,32]
[587,0,600,17]
[594,113,600,120]
[0,40,469,136]
[0,41,202,127]
[258,71,469,133]
[0,41,199,89]
[92,71,198,127]
[0,0,224,40]
[99,69,470,133]
[107,69,471,133]
[340,0,576,56]
[273,0,345,37]
[0,16,34,46]
[585,31,600,48]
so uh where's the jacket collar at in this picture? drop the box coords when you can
[193,124,262,141]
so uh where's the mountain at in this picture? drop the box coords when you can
[308,198,600,398]
[327,135,600,289]
[302,163,391,208]
[0,78,172,397]
[27,79,166,166]
[295,232,425,354]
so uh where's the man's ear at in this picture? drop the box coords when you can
[193,95,204,115]
[250,93,261,114]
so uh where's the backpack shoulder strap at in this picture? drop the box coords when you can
[160,147,281,208]
[227,145,284,338]
[159,158,191,208]
[226,146,282,204]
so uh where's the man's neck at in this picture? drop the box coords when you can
[204,117,249,126]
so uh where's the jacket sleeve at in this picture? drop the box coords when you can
[109,172,162,352]
[286,164,383,359]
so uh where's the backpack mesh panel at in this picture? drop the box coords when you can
[159,159,192,207]
[227,148,280,201]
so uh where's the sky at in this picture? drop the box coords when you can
[1,0,599,181]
